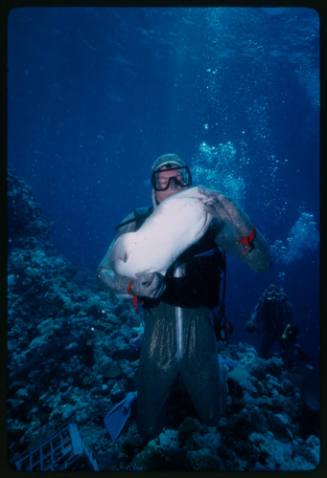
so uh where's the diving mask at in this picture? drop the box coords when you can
[151,165,192,192]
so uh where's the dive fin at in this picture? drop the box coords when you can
[104,391,137,441]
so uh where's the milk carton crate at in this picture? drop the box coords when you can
[14,422,99,471]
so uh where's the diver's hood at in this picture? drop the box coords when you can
[151,189,159,209]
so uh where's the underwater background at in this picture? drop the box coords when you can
[7,6,320,471]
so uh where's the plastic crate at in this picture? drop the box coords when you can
[14,423,99,471]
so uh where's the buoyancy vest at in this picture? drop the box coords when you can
[159,224,225,308]
[115,205,226,310]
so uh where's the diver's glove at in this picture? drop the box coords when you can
[131,272,166,299]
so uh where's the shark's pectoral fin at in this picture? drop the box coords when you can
[200,190,236,225]
[203,197,220,214]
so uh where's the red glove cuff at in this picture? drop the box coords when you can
[127,280,134,295]
[239,227,256,250]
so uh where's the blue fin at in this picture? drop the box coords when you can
[104,391,137,441]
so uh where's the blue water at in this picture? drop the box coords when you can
[8,7,320,361]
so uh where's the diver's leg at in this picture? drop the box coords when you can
[259,331,273,358]
[136,310,179,440]
[136,361,177,440]
[181,312,226,425]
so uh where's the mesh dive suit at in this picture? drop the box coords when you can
[101,207,227,440]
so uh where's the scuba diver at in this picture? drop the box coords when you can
[245,283,301,366]
[98,153,272,441]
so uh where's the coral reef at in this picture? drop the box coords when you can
[7,172,320,471]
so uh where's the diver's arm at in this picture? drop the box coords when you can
[208,193,272,272]
[97,213,137,299]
